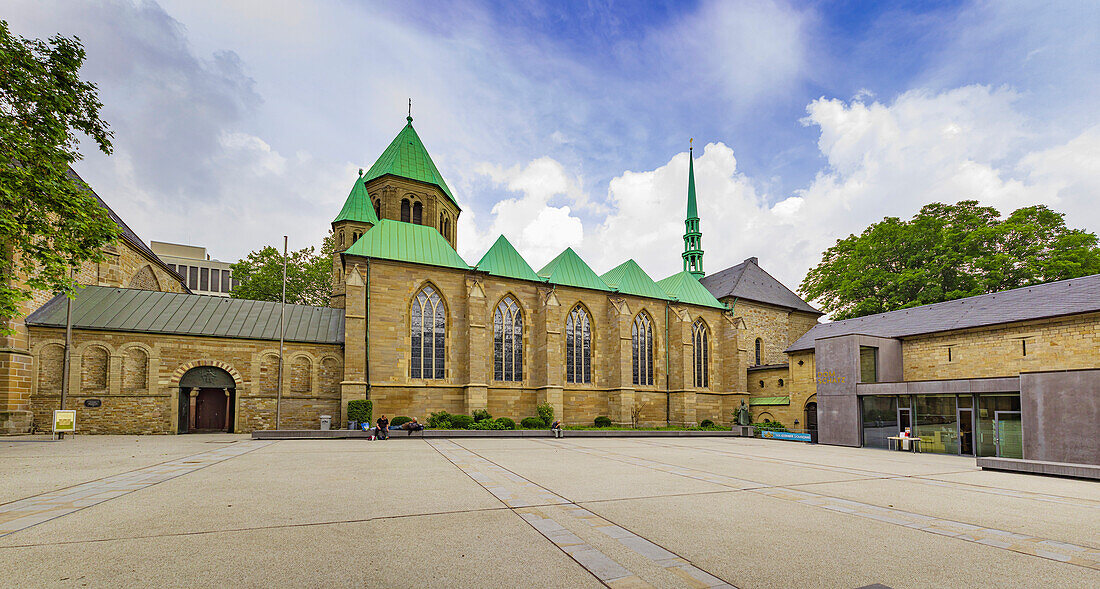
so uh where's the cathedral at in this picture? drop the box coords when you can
[0,115,825,435]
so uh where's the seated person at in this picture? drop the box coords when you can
[401,417,424,435]
[375,415,389,439]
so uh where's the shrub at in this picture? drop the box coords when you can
[520,416,544,429]
[594,416,612,428]
[495,417,516,430]
[427,411,452,429]
[390,416,411,427]
[472,409,493,422]
[468,418,505,430]
[346,400,372,426]
[449,414,475,429]
[752,421,788,435]
[700,419,714,428]
[536,402,554,426]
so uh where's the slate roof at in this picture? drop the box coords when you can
[700,257,820,314]
[538,248,611,291]
[344,220,469,270]
[475,235,541,281]
[333,173,381,224]
[363,116,459,209]
[26,286,344,344]
[656,271,727,310]
[600,260,670,300]
[787,274,1100,352]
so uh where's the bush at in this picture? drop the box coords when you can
[520,416,545,429]
[700,419,714,428]
[495,417,516,430]
[536,402,554,426]
[594,416,612,428]
[468,418,505,430]
[449,414,475,429]
[390,416,411,427]
[427,411,452,429]
[472,409,493,422]
[346,400,372,426]
[752,421,788,435]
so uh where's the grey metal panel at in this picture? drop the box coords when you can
[103,289,148,331]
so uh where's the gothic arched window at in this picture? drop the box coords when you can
[401,199,411,223]
[373,199,381,219]
[565,305,592,384]
[692,319,709,388]
[755,337,763,366]
[412,201,423,225]
[411,285,446,379]
[632,312,654,386]
[493,296,523,382]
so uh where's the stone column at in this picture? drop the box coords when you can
[464,277,488,415]
[533,287,563,421]
[340,266,368,427]
[188,388,198,430]
[223,388,231,431]
[606,297,635,426]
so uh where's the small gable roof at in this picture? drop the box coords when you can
[364,116,459,209]
[475,235,541,282]
[700,257,821,314]
[333,173,381,224]
[657,271,727,310]
[344,220,469,270]
[538,248,610,291]
[600,260,670,300]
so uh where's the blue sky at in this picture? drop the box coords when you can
[7,0,1100,293]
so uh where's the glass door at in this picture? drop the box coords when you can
[898,408,912,436]
[958,408,974,456]
[994,411,1023,458]
[977,394,1021,457]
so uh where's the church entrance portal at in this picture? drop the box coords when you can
[178,366,236,433]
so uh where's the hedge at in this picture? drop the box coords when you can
[520,416,545,429]
[346,400,372,426]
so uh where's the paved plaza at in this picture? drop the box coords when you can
[1,435,1098,588]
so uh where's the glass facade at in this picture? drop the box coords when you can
[977,394,1022,458]
[861,393,1021,456]
[915,395,958,455]
[860,396,898,449]
[859,346,877,383]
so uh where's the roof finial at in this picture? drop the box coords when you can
[690,137,693,153]
[407,98,412,123]
[358,168,363,177]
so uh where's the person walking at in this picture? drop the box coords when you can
[376,415,390,440]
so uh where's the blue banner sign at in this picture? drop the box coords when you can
[760,430,811,442]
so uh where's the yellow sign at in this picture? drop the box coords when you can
[53,410,76,433]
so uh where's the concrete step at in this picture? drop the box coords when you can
[977,456,1100,480]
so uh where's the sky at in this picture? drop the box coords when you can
[6,0,1100,297]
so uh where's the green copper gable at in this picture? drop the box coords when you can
[344,219,469,270]
[538,248,610,291]
[333,173,381,224]
[657,271,725,309]
[475,235,541,281]
[600,259,670,300]
[363,116,459,209]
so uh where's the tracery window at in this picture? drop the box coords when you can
[493,296,523,381]
[412,201,423,224]
[565,305,592,384]
[632,312,654,386]
[401,199,411,222]
[692,319,709,388]
[411,285,446,379]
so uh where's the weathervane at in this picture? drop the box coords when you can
[690,137,693,152]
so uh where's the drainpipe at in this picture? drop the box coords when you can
[665,301,671,426]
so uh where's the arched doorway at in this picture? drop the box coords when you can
[178,366,236,433]
[805,401,819,443]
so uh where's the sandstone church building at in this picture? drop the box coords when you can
[2,115,1097,468]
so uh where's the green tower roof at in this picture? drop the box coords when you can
[344,219,469,270]
[363,116,459,209]
[656,271,726,309]
[538,247,610,291]
[333,173,381,224]
[475,235,541,282]
[600,259,670,300]
[686,147,698,219]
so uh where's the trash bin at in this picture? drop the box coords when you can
[319,415,331,431]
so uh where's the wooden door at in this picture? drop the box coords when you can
[195,388,227,431]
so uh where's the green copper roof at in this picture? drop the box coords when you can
[344,219,469,270]
[600,259,670,300]
[686,147,698,219]
[475,235,541,282]
[656,271,726,309]
[333,173,381,224]
[749,396,791,406]
[363,116,459,209]
[538,247,610,291]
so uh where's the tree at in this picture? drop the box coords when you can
[0,21,118,333]
[230,233,335,306]
[800,201,1100,320]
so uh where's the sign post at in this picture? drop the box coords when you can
[52,410,76,439]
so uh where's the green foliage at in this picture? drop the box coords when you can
[427,411,452,428]
[230,232,336,306]
[699,419,714,428]
[472,409,492,422]
[520,417,545,429]
[468,418,506,430]
[594,416,612,427]
[346,400,372,425]
[752,421,788,435]
[390,416,411,427]
[800,201,1100,319]
[0,22,119,333]
[495,417,516,430]
[536,402,554,426]
[448,414,474,429]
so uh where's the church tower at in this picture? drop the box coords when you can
[682,142,704,279]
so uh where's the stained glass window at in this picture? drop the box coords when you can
[565,305,592,384]
[411,285,446,379]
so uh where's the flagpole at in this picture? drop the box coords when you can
[59,267,74,439]
[276,235,287,430]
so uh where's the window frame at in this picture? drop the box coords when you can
[565,305,593,384]
[493,295,524,382]
[410,284,447,380]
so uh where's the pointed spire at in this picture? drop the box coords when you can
[682,140,704,279]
